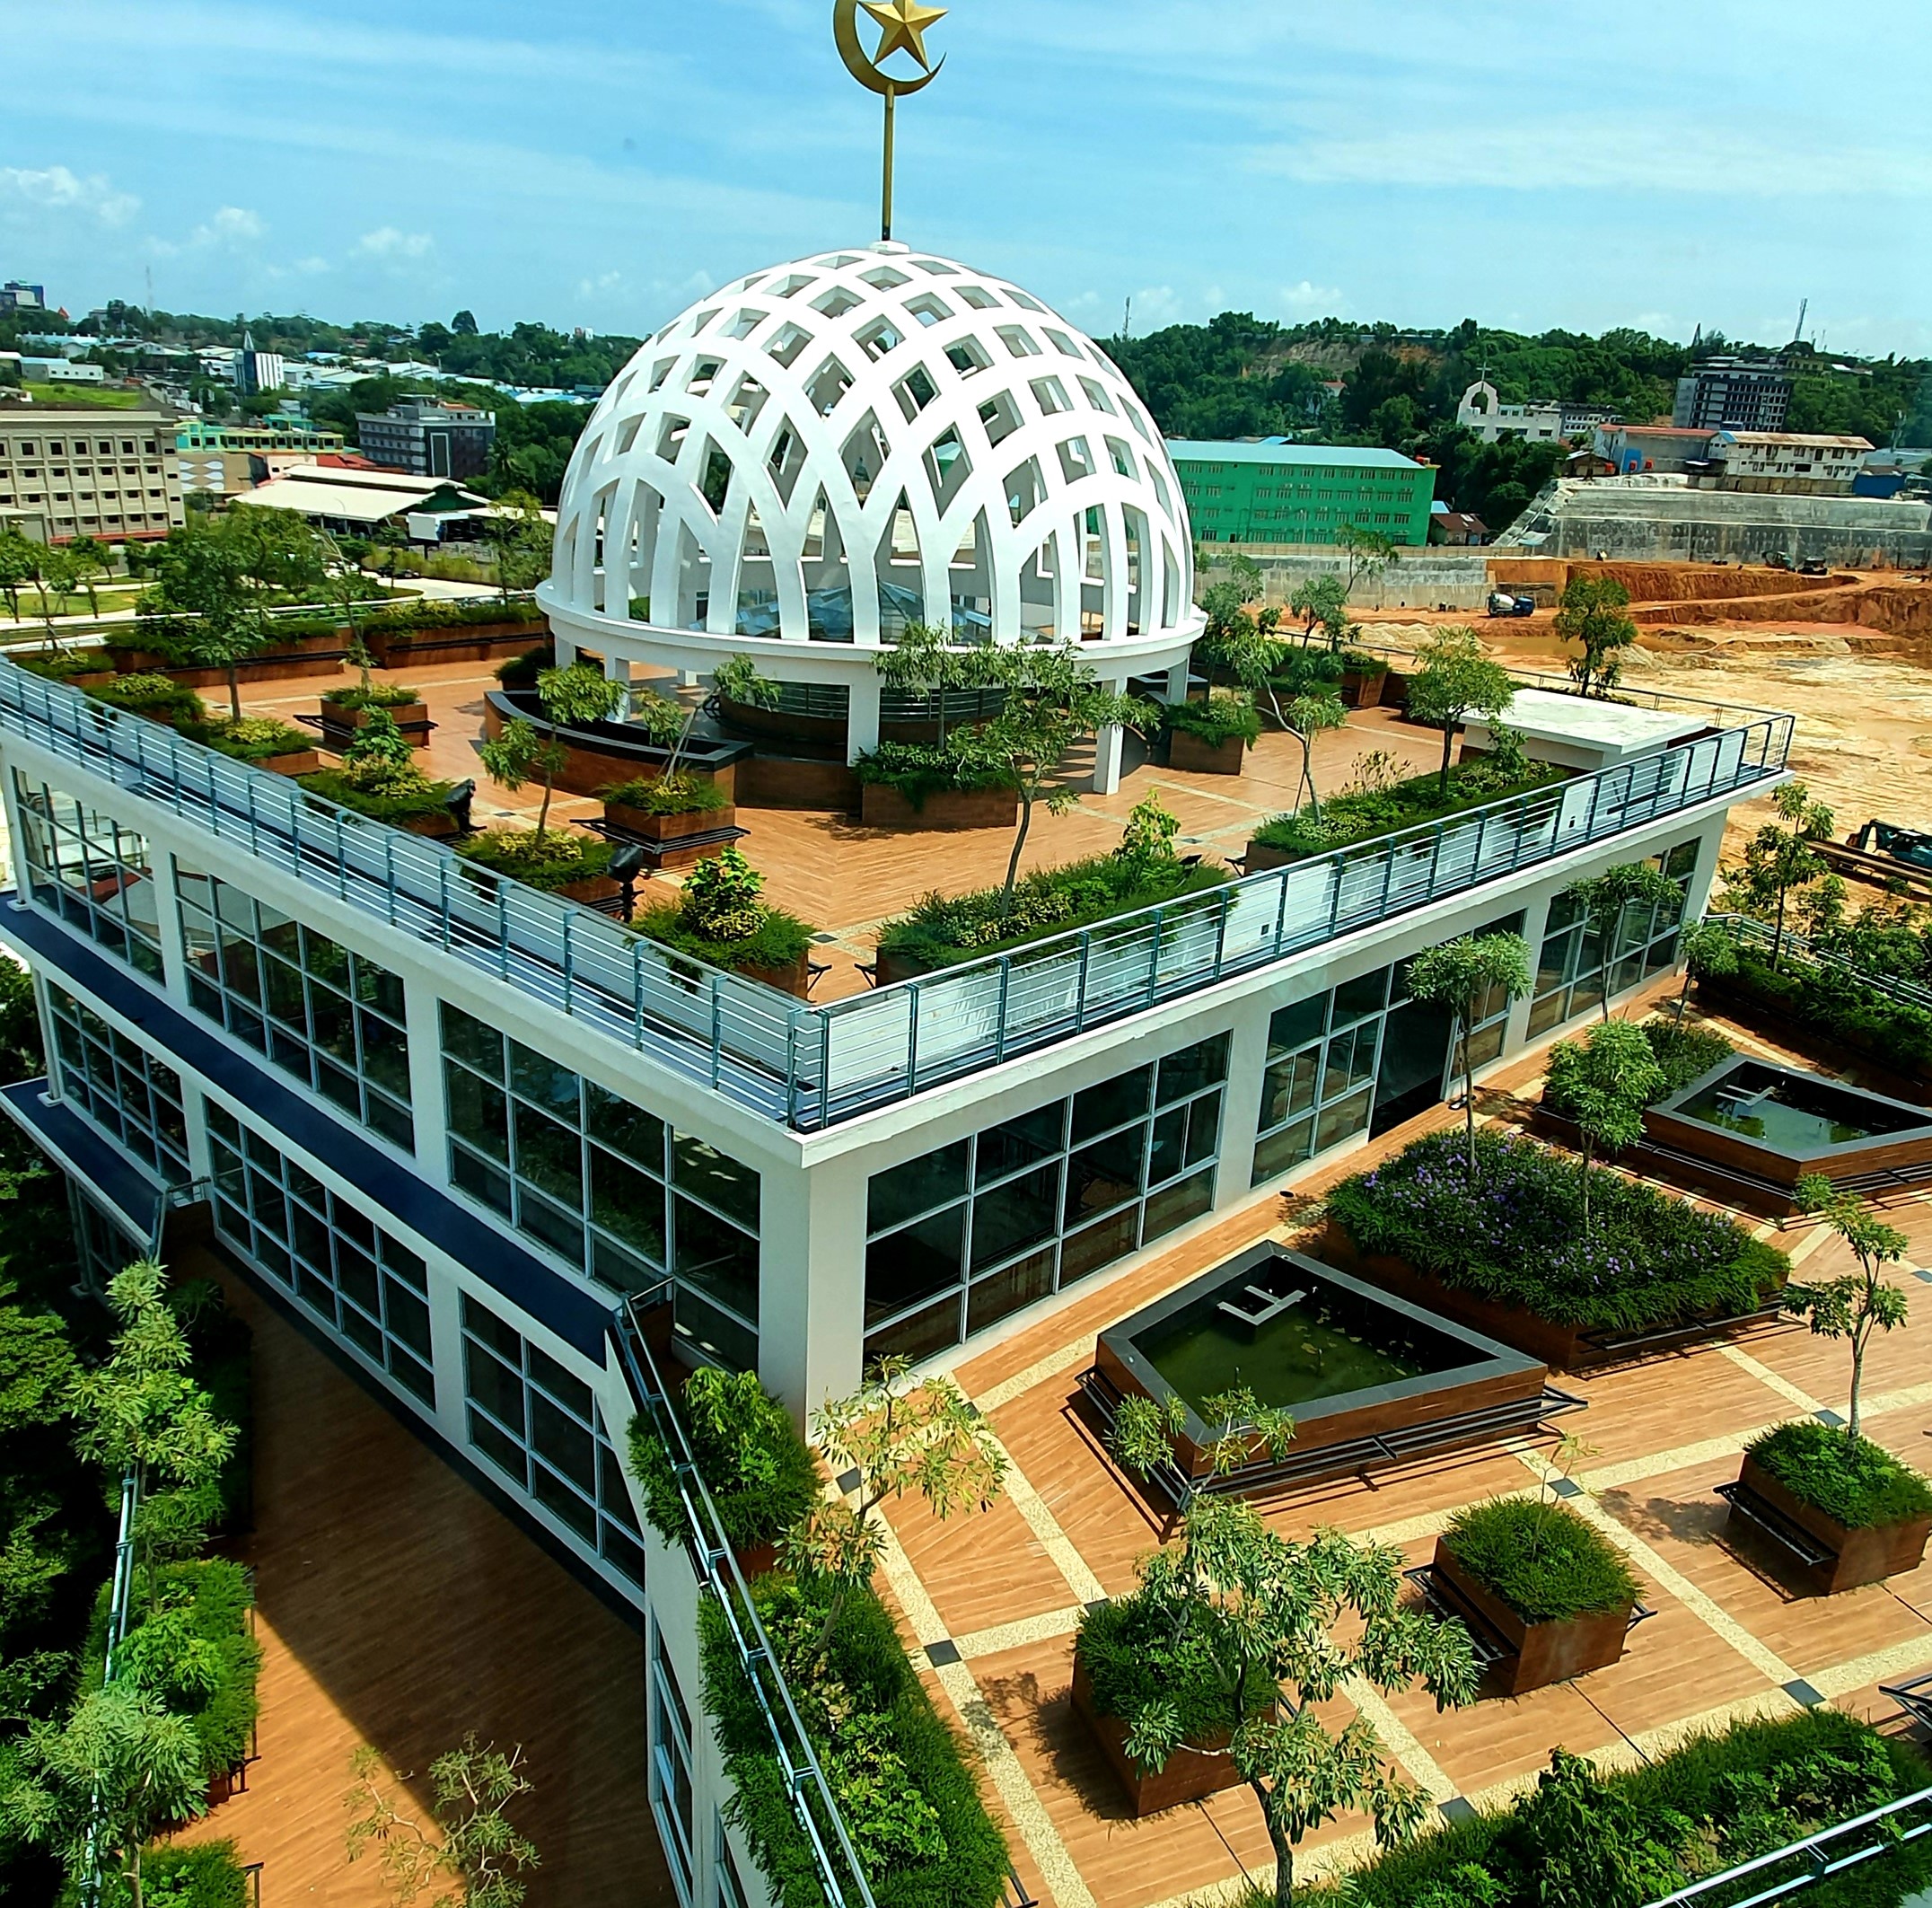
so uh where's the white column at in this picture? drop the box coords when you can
[1214,991,1280,1206]
[1091,676,1128,794]
[1503,888,1553,1059]
[756,1150,869,1428]
[1164,660,1190,704]
[552,631,579,670]
[846,671,882,765]
[400,973,450,1183]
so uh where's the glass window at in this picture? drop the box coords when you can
[176,862,412,1150]
[440,1007,759,1371]
[208,1112,435,1403]
[1528,840,1696,1033]
[46,985,189,1182]
[651,1625,696,1903]
[461,1293,643,1587]
[14,776,165,980]
[863,1038,1226,1365]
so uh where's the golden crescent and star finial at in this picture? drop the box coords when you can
[834,0,947,240]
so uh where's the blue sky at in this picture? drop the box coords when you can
[4,0,1928,356]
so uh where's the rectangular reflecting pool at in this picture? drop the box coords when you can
[1093,1243,1552,1491]
[1646,1056,1932,1198]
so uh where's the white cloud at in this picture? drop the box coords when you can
[0,163,138,224]
[1280,279,1344,314]
[576,269,623,297]
[357,226,434,259]
[192,205,263,245]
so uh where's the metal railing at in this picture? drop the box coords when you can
[610,1290,877,1908]
[0,661,1792,1132]
[1640,1782,1932,1908]
[1705,910,1932,1013]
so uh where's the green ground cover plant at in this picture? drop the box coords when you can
[179,716,316,763]
[1251,757,1561,859]
[850,742,1007,810]
[493,641,555,688]
[1164,690,1261,749]
[876,846,1228,972]
[637,846,817,978]
[699,1574,1010,1908]
[1327,1128,1788,1332]
[601,772,731,816]
[1747,1420,1932,1528]
[628,1367,820,1555]
[1265,1710,1931,1908]
[1708,943,1932,1077]
[301,708,455,822]
[90,673,207,726]
[455,827,615,892]
[298,769,455,822]
[1440,1498,1639,1622]
[263,596,545,644]
[140,1839,252,1906]
[321,681,423,710]
[14,649,110,681]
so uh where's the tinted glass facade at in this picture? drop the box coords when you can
[461,1293,645,1587]
[47,981,190,1182]
[206,1104,435,1406]
[1528,840,1699,1035]
[175,864,414,1150]
[14,773,164,980]
[865,1035,1228,1366]
[441,1005,760,1373]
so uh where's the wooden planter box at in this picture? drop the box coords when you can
[874,946,939,988]
[365,621,546,668]
[604,801,737,842]
[1070,1659,1243,1816]
[393,809,461,839]
[1322,1220,1593,1369]
[1433,1542,1634,1694]
[108,632,345,689]
[1341,667,1389,709]
[254,749,321,778]
[321,699,430,748]
[1734,1453,1932,1594]
[1168,728,1248,776]
[736,952,813,998]
[860,782,1018,831]
[1243,838,1296,874]
[551,871,622,907]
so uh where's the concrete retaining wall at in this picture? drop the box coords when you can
[1194,548,1494,611]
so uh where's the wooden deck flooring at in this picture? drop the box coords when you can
[164,1259,673,1907]
[868,1002,1932,1908]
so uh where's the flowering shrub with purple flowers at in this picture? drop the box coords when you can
[1327,1129,1788,1332]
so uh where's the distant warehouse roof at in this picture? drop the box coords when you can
[241,462,487,526]
[1164,440,1425,470]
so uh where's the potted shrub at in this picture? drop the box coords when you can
[180,714,321,777]
[873,791,1228,981]
[1337,646,1391,708]
[1734,1421,1932,1594]
[1433,1494,1641,1693]
[1728,1175,1932,1590]
[90,672,208,729]
[300,708,461,836]
[320,643,429,747]
[601,770,733,848]
[456,826,619,904]
[627,1367,819,1578]
[636,846,817,995]
[853,740,1017,831]
[15,647,115,690]
[1165,690,1260,775]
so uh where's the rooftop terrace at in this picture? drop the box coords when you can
[0,653,1791,1130]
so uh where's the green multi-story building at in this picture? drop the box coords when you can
[1167,439,1435,546]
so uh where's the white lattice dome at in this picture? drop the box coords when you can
[542,243,1199,657]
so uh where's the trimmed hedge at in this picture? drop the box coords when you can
[14,649,109,681]
[455,829,615,892]
[1165,691,1260,748]
[700,1574,1010,1908]
[627,1367,820,1554]
[1707,945,1932,1077]
[179,717,316,763]
[851,742,1006,810]
[1441,1498,1640,1622]
[1076,1588,1276,1745]
[298,767,457,822]
[877,853,1230,972]
[494,641,556,687]
[321,682,423,710]
[91,673,207,726]
[1748,1420,1932,1528]
[602,773,730,816]
[636,901,815,976]
[257,596,545,644]
[1288,1710,1932,1908]
[1327,1128,1788,1333]
[1251,761,1562,859]
[140,1840,251,1907]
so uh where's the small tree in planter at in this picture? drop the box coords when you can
[779,1354,1006,1656]
[1544,1020,1665,1233]
[146,528,269,722]
[960,643,1155,911]
[659,654,780,779]
[1406,932,1531,1180]
[875,620,970,748]
[1785,1175,1910,1441]
[1554,574,1638,697]
[1289,573,1350,648]
[636,846,817,989]
[346,1735,539,1907]
[1095,1495,1478,1904]
[1566,861,1687,1021]
[1670,916,1737,1043]
[480,664,625,839]
[1281,687,1348,815]
[1405,625,1513,799]
[1727,781,1837,967]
